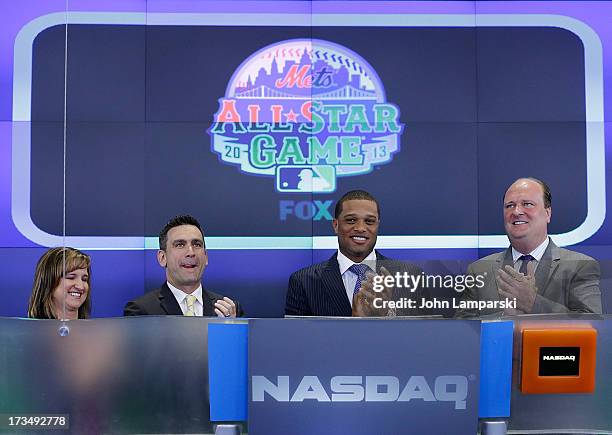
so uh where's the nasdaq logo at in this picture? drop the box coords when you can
[252,375,469,410]
[542,355,576,362]
[209,39,403,193]
[538,346,581,377]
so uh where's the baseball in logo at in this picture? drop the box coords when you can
[209,39,403,193]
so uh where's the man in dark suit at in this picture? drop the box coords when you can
[285,190,428,317]
[456,178,602,317]
[124,215,242,317]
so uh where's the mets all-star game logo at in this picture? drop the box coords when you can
[208,39,403,193]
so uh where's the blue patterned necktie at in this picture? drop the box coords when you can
[349,263,372,296]
[518,254,535,275]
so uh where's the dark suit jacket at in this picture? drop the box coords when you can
[123,283,244,317]
[455,240,602,317]
[285,252,429,317]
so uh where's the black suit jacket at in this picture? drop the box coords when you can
[123,283,244,317]
[285,252,428,316]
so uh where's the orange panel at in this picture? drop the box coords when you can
[520,327,597,394]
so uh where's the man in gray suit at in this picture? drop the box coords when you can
[456,178,602,317]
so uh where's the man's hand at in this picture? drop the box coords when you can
[352,266,394,317]
[215,297,237,318]
[496,262,537,313]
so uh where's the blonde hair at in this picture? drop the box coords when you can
[28,247,92,319]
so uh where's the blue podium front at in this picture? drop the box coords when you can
[218,318,483,434]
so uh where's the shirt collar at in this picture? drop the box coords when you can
[337,249,377,275]
[512,237,549,263]
[166,281,204,305]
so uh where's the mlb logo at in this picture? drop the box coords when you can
[276,165,336,193]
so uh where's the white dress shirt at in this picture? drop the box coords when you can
[167,281,204,316]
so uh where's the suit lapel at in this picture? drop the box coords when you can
[534,240,559,295]
[492,248,514,297]
[158,283,183,315]
[374,251,389,274]
[202,288,217,316]
[322,254,352,315]
[500,248,514,270]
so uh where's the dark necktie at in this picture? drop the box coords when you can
[518,254,535,275]
[348,263,371,295]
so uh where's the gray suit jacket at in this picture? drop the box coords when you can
[455,240,602,317]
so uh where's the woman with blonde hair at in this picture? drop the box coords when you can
[28,247,92,319]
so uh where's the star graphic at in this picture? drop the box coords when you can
[285,109,299,123]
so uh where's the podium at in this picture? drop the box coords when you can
[0,315,610,434]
